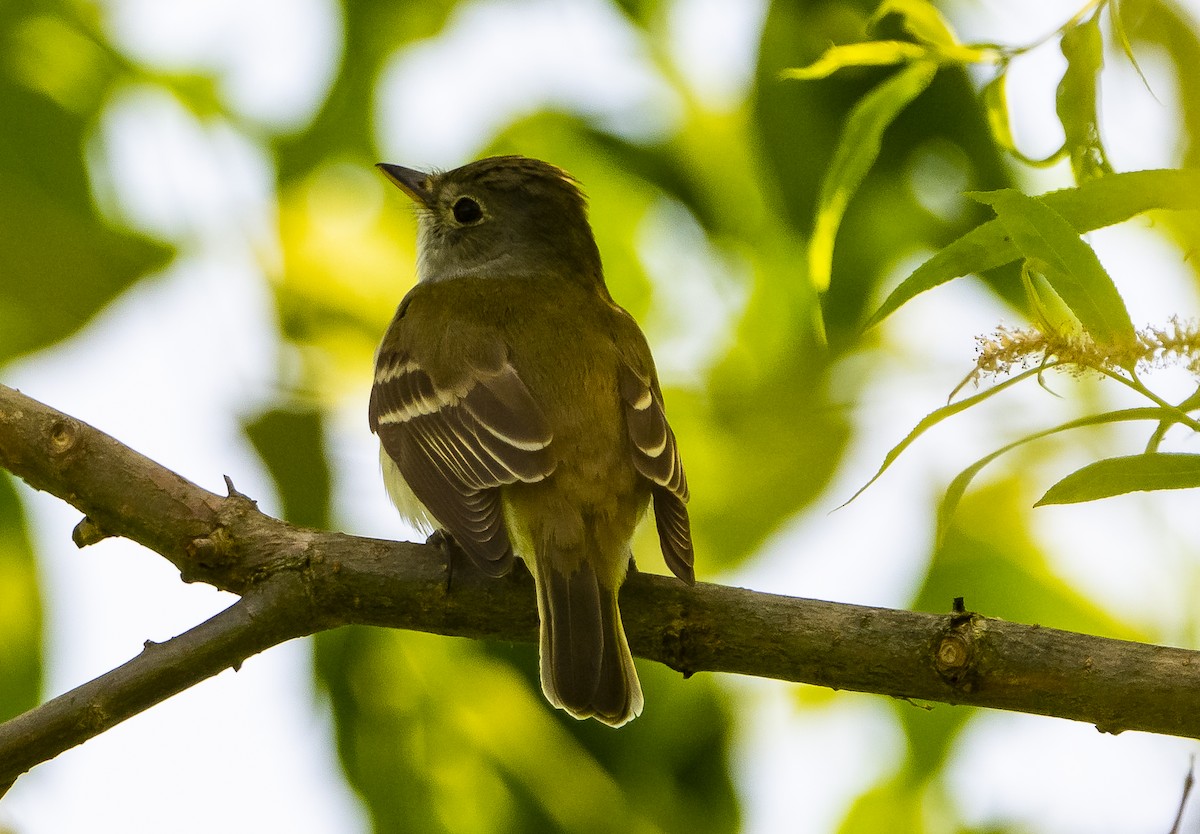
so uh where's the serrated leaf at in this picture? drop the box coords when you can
[1036,452,1200,505]
[808,60,938,291]
[936,407,1177,541]
[1057,11,1113,182]
[866,168,1200,328]
[970,188,1136,351]
[780,41,929,80]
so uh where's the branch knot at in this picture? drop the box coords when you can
[934,614,982,693]
[47,417,81,461]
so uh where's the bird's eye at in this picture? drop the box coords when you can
[452,196,483,224]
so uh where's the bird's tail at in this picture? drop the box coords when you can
[532,542,642,727]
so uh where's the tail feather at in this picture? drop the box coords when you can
[533,555,642,727]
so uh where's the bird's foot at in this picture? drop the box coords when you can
[426,529,470,592]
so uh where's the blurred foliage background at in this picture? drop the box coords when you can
[2,0,1200,831]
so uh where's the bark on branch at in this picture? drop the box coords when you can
[1,382,1198,793]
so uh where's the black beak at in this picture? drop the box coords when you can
[376,163,433,206]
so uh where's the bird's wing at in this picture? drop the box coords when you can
[618,360,694,585]
[370,336,555,576]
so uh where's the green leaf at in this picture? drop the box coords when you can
[866,168,1200,329]
[274,0,460,180]
[870,0,998,63]
[1020,262,1078,336]
[970,188,1136,351]
[1009,167,1200,228]
[807,60,938,291]
[983,69,1066,167]
[315,629,739,834]
[243,408,331,529]
[872,0,958,46]
[921,477,1147,641]
[1056,11,1113,182]
[838,775,925,834]
[780,41,930,80]
[841,363,1054,507]
[1111,0,1154,98]
[0,473,42,722]
[936,407,1178,541]
[0,72,171,364]
[1036,452,1200,505]
[981,72,1016,155]
[779,1,981,83]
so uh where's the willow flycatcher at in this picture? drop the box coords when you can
[369,155,694,727]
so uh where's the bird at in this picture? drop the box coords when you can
[368,155,694,727]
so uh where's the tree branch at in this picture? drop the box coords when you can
[2,382,1199,793]
[0,574,314,795]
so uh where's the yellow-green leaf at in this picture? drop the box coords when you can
[937,407,1179,541]
[866,169,1200,328]
[869,0,998,63]
[807,60,938,291]
[780,41,929,81]
[1111,0,1153,95]
[984,69,1065,167]
[841,364,1053,508]
[1036,453,1200,505]
[1056,10,1113,182]
[970,188,1135,352]
[0,474,42,721]
[982,72,1016,153]
[870,0,959,50]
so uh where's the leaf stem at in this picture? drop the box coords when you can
[1094,366,1200,432]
